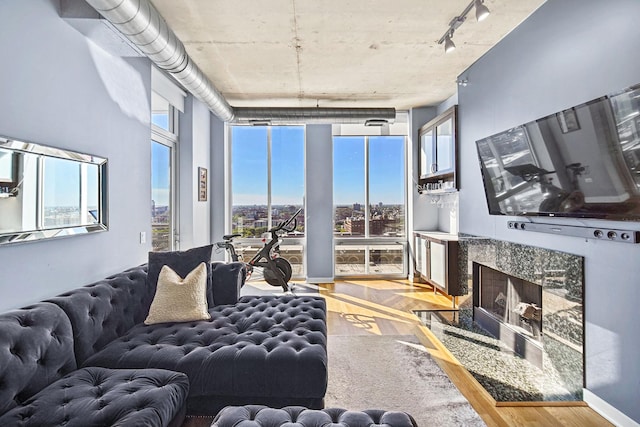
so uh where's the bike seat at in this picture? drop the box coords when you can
[223,233,241,240]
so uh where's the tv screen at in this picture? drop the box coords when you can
[476,83,640,221]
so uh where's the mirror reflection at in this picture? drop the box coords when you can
[0,136,107,245]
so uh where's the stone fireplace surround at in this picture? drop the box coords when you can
[458,234,585,401]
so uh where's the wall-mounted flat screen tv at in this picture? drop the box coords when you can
[476,83,640,221]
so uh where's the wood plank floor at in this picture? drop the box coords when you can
[315,279,612,427]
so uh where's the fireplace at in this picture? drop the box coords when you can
[458,237,585,401]
[473,263,544,368]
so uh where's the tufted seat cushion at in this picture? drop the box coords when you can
[83,295,327,414]
[0,367,189,427]
[211,405,418,427]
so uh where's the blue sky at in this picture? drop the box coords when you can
[232,127,405,206]
[150,126,406,208]
[151,141,171,206]
[43,157,99,207]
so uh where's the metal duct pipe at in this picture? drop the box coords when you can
[85,0,235,122]
[84,0,396,125]
[234,107,396,125]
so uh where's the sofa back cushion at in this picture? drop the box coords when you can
[47,265,151,366]
[0,303,77,416]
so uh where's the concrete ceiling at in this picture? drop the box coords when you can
[150,0,545,109]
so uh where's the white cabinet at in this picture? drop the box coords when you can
[413,232,461,301]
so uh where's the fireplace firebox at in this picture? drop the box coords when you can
[473,262,544,368]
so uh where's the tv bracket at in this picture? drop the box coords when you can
[508,221,640,244]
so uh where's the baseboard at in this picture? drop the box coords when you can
[583,389,639,427]
[306,277,334,284]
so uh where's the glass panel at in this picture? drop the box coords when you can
[231,127,268,237]
[368,243,404,275]
[420,129,433,177]
[151,141,172,251]
[335,244,366,275]
[0,148,15,182]
[151,92,170,131]
[368,136,405,237]
[333,137,365,237]
[42,157,81,228]
[271,126,305,235]
[436,118,453,172]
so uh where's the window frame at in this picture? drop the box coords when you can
[151,97,179,251]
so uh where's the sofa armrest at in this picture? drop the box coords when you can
[211,262,246,305]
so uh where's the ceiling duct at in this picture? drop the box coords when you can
[84,0,395,124]
[234,108,396,125]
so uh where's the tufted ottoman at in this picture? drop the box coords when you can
[0,367,189,427]
[211,405,418,427]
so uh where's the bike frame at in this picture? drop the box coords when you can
[217,208,302,291]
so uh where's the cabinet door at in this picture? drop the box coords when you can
[436,117,454,174]
[429,240,446,288]
[420,129,434,178]
[419,238,427,277]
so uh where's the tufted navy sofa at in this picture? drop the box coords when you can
[0,303,189,426]
[211,405,418,427]
[0,261,328,423]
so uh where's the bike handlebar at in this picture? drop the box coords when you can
[269,208,303,233]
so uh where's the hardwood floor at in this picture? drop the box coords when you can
[316,279,612,427]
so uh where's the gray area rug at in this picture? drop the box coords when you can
[325,335,486,427]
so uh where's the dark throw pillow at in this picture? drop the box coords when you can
[148,244,214,307]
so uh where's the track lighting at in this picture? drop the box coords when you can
[444,32,456,53]
[475,0,491,22]
[437,0,491,53]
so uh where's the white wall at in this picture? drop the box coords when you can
[0,0,153,312]
[457,0,640,422]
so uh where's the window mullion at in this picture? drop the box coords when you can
[267,127,272,230]
[364,136,370,238]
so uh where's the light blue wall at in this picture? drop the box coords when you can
[457,0,640,421]
[179,96,211,249]
[305,125,334,282]
[0,0,153,312]
[210,115,226,261]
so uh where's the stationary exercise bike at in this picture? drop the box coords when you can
[216,208,302,292]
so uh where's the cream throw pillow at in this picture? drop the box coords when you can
[144,262,211,325]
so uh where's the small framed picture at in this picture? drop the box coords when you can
[557,108,580,133]
[198,167,207,201]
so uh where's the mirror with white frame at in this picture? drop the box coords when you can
[0,136,107,245]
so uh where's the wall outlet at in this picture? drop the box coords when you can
[140,231,146,244]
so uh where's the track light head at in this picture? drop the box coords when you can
[475,0,490,22]
[444,33,456,53]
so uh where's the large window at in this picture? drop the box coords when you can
[151,92,178,252]
[230,126,305,277]
[333,135,406,277]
